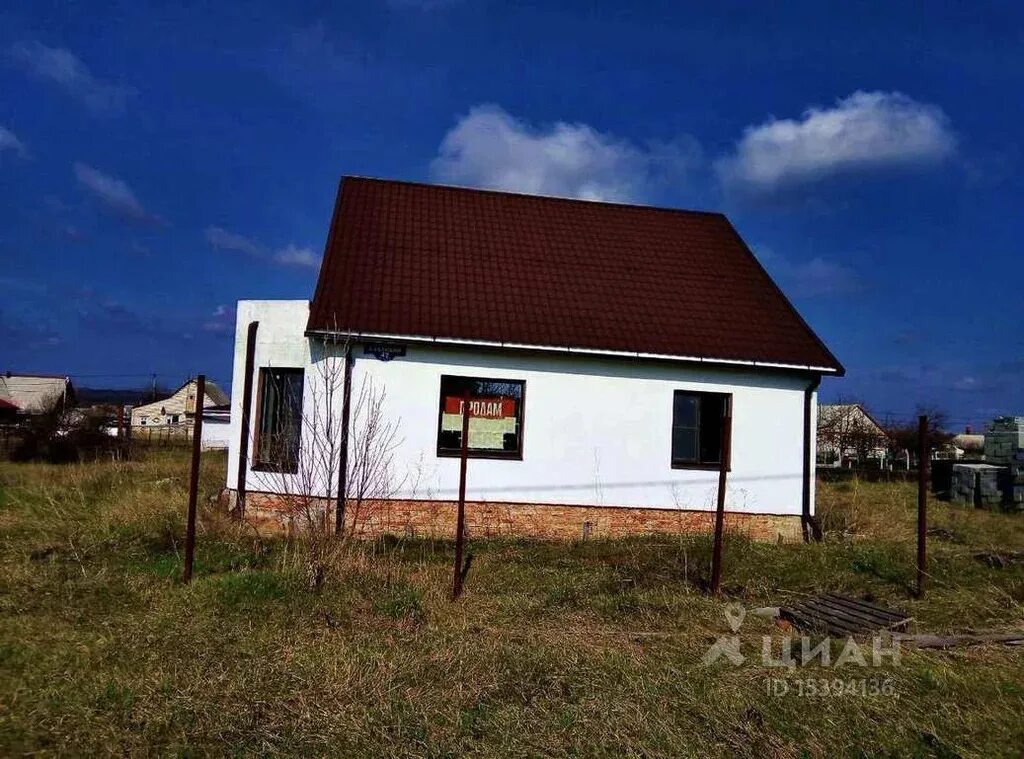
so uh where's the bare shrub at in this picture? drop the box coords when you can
[10,405,124,464]
[248,337,404,589]
[344,376,404,538]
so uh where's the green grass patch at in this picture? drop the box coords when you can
[371,581,425,621]
[0,452,1022,756]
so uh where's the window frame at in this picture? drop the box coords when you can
[670,390,732,471]
[435,374,526,461]
[252,366,305,474]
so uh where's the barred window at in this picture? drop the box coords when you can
[254,368,304,472]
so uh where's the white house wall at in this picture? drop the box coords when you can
[227,300,818,517]
[227,301,317,498]
[201,419,231,450]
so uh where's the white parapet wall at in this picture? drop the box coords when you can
[227,300,817,518]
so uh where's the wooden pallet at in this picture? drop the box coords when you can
[781,593,912,637]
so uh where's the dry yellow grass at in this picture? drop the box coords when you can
[0,452,1022,757]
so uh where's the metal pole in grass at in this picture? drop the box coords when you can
[916,415,929,598]
[710,401,733,594]
[452,390,471,600]
[183,374,205,583]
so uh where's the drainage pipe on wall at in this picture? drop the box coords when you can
[802,375,822,542]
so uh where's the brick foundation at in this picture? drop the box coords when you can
[220,490,803,543]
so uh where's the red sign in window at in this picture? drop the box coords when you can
[441,395,518,450]
[443,396,517,419]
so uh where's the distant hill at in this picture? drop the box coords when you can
[75,387,172,406]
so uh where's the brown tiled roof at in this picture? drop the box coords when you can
[308,177,843,374]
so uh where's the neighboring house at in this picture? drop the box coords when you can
[0,373,75,417]
[938,432,985,461]
[131,379,229,429]
[817,404,889,468]
[0,396,18,424]
[226,177,844,541]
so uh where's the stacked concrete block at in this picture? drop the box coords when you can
[984,416,1024,464]
[1005,451,1024,512]
[950,463,1005,508]
[976,417,1024,511]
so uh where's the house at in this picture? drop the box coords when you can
[0,373,75,418]
[816,403,889,468]
[938,432,985,461]
[225,177,844,541]
[0,396,17,424]
[131,379,229,431]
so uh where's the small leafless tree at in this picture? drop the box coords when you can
[884,405,953,465]
[248,336,404,589]
[344,375,404,538]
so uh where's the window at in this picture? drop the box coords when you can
[671,391,731,468]
[436,375,525,459]
[254,368,304,472]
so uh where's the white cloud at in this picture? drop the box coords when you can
[430,104,698,202]
[0,126,28,159]
[783,256,862,297]
[202,304,234,335]
[755,246,861,298]
[73,162,163,224]
[274,244,320,268]
[716,91,955,193]
[204,226,264,257]
[8,40,133,115]
[204,228,319,269]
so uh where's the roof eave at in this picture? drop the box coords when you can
[304,328,842,375]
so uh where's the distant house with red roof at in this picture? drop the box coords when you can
[0,373,75,420]
[0,395,18,424]
[225,177,843,541]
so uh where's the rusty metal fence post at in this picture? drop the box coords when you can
[916,415,928,598]
[452,391,471,600]
[182,375,205,583]
[710,403,733,594]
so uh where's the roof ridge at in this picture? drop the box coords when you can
[341,175,727,218]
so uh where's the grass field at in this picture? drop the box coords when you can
[1,452,1022,757]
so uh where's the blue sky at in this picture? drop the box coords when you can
[1,1,1021,429]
